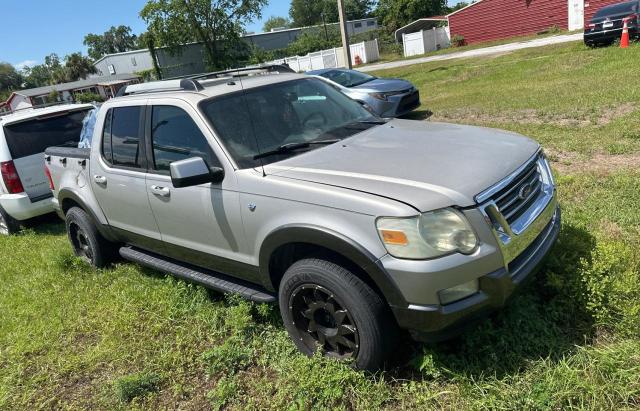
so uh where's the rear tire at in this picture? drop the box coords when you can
[65,207,116,268]
[279,258,396,371]
[0,205,20,235]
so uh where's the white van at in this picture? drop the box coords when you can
[0,104,95,234]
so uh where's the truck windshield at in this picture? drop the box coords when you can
[200,78,378,168]
[3,108,93,159]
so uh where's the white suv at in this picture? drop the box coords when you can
[0,104,94,234]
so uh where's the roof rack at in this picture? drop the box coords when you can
[116,64,295,98]
[190,64,295,81]
[117,78,204,97]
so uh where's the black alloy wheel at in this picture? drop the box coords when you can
[289,284,359,359]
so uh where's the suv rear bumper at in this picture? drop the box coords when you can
[390,205,560,342]
[0,193,55,221]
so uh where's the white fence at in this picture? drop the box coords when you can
[403,27,450,57]
[266,39,380,72]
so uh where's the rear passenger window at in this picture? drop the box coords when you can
[102,106,144,169]
[150,105,219,173]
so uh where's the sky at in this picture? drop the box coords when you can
[1,0,449,69]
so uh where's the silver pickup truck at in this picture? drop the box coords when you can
[45,67,560,371]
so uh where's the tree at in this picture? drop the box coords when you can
[376,0,447,32]
[84,26,139,60]
[289,0,373,27]
[138,31,163,80]
[63,53,97,82]
[262,16,290,32]
[22,52,96,87]
[22,65,51,88]
[446,2,469,13]
[140,0,267,70]
[0,63,23,96]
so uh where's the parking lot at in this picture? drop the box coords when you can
[2,40,639,409]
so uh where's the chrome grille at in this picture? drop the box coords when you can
[489,156,543,225]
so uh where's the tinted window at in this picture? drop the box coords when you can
[594,1,637,18]
[104,106,143,168]
[3,109,92,159]
[200,78,374,168]
[151,105,219,172]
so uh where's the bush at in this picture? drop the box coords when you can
[74,92,104,104]
[451,34,466,47]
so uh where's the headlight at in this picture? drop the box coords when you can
[369,92,388,101]
[369,90,404,101]
[539,152,555,186]
[377,208,478,259]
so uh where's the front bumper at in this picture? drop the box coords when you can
[369,90,421,118]
[391,204,560,342]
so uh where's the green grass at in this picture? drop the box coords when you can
[2,42,640,409]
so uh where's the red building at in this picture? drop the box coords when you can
[448,0,624,45]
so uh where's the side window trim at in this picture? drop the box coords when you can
[100,105,149,172]
[146,104,222,177]
[101,108,113,165]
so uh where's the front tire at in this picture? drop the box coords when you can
[279,258,395,371]
[0,205,20,235]
[65,207,116,268]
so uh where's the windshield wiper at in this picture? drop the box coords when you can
[253,139,340,160]
[358,118,387,125]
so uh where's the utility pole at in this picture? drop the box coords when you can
[321,13,329,42]
[337,0,352,69]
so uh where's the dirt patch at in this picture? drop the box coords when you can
[547,149,640,175]
[597,219,625,240]
[434,103,635,127]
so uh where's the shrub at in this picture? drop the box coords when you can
[451,34,466,47]
[74,92,104,104]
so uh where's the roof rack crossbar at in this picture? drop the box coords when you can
[190,64,295,81]
[117,78,204,97]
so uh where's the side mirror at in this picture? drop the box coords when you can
[169,157,224,188]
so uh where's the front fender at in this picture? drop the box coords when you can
[259,224,406,307]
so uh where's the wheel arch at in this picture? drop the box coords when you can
[58,189,118,242]
[259,224,406,307]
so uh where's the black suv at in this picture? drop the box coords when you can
[584,1,639,46]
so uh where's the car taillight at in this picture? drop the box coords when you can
[0,161,25,194]
[586,23,595,29]
[626,13,638,23]
[44,165,54,190]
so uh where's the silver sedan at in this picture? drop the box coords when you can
[306,68,421,118]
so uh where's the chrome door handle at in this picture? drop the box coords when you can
[93,175,107,185]
[150,185,171,198]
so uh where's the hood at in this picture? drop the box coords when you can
[265,120,540,212]
[351,78,414,93]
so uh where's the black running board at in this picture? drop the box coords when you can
[119,247,276,303]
